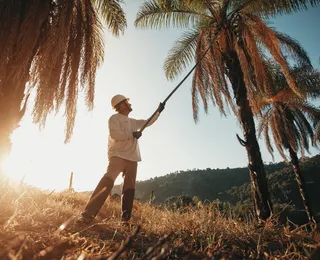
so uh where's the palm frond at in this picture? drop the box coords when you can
[190,26,234,120]
[91,0,127,36]
[274,31,312,67]
[229,0,257,15]
[270,113,288,160]
[164,29,199,80]
[264,120,275,160]
[191,31,214,120]
[242,26,269,94]
[247,14,300,96]
[0,1,51,143]
[192,69,200,122]
[257,92,320,160]
[257,107,272,136]
[295,109,314,149]
[261,60,320,101]
[135,0,207,29]
[233,0,320,16]
[295,102,320,127]
[200,29,232,116]
[31,0,104,143]
[203,50,226,115]
[290,66,320,98]
[0,0,129,143]
[194,65,209,113]
[213,38,237,115]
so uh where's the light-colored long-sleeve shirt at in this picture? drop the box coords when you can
[107,112,159,162]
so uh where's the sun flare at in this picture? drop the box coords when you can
[3,152,28,184]
[2,116,75,191]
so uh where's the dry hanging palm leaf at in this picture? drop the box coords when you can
[30,0,105,142]
[0,0,127,147]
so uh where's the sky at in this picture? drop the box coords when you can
[3,2,320,192]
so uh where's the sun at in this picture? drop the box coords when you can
[2,108,121,192]
[3,152,28,184]
[2,115,74,191]
[2,129,32,183]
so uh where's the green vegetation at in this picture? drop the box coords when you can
[113,154,320,223]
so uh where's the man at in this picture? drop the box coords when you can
[80,94,164,224]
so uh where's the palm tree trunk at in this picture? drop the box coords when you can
[288,146,316,224]
[226,52,272,221]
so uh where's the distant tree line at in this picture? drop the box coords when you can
[113,154,320,223]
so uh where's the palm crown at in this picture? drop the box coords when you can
[256,63,320,160]
[135,0,317,121]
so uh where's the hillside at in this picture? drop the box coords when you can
[2,155,318,258]
[113,154,320,214]
[111,160,285,203]
[1,178,320,259]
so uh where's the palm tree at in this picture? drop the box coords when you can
[256,64,320,224]
[0,0,126,168]
[135,0,319,220]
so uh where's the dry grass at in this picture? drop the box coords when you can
[0,178,319,259]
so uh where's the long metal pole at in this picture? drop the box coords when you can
[139,44,212,133]
[139,20,225,134]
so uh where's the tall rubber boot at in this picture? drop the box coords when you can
[121,189,135,221]
[82,176,114,221]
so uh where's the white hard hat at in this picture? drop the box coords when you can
[111,94,130,109]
